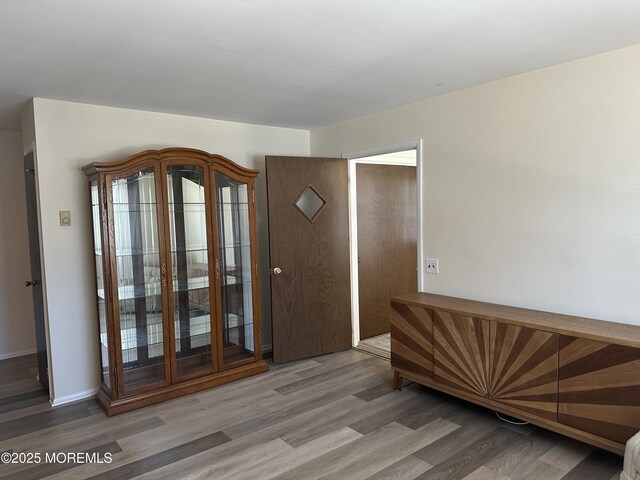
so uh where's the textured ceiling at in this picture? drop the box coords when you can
[1,0,640,130]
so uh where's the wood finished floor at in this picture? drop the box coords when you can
[0,351,623,480]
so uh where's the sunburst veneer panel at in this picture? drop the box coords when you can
[434,310,490,398]
[490,322,558,420]
[389,293,640,454]
[559,336,640,444]
[390,302,434,379]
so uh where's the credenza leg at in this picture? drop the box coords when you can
[392,370,403,391]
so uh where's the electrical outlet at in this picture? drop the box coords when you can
[425,258,439,274]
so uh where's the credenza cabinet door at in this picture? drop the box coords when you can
[559,336,640,444]
[390,301,434,380]
[432,310,559,420]
[434,310,490,398]
[489,323,558,420]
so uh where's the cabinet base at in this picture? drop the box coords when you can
[392,368,625,456]
[96,360,269,416]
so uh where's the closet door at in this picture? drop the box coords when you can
[163,161,217,381]
[108,163,171,395]
[213,168,260,368]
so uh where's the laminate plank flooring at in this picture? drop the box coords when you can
[0,352,624,480]
[0,390,49,415]
[364,455,432,480]
[558,450,622,480]
[538,437,595,471]
[16,441,123,480]
[484,428,563,478]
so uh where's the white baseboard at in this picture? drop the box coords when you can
[50,387,99,407]
[0,348,37,361]
[48,345,273,407]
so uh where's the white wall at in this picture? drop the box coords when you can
[312,43,640,326]
[0,130,37,359]
[31,99,309,403]
[21,99,35,155]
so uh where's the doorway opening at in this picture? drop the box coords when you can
[23,151,50,394]
[343,141,423,358]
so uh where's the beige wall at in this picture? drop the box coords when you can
[312,43,640,326]
[31,99,309,403]
[0,130,36,359]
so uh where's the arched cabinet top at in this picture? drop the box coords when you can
[82,147,259,178]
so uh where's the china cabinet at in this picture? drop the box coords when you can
[83,148,267,415]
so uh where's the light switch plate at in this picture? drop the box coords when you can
[59,210,71,226]
[425,258,439,274]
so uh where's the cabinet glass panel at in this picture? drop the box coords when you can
[215,172,255,364]
[91,181,110,388]
[166,165,212,377]
[112,168,165,391]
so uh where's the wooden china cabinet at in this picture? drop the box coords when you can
[83,148,268,415]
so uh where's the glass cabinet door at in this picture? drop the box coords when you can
[111,167,166,392]
[166,165,213,378]
[214,172,256,365]
[91,181,110,389]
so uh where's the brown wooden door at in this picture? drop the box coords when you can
[357,164,417,339]
[266,156,351,363]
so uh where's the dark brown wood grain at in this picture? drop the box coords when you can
[356,164,417,340]
[558,336,640,444]
[266,156,351,363]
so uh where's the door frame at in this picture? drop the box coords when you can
[342,140,424,347]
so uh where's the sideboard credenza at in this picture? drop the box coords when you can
[390,293,640,455]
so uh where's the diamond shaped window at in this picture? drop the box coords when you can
[294,185,326,222]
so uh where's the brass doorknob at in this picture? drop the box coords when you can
[272,267,282,275]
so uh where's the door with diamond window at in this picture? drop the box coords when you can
[266,156,351,362]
